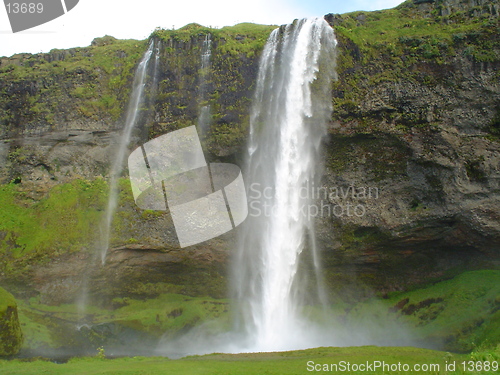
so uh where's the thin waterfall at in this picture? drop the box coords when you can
[100,40,156,264]
[154,41,161,86]
[151,40,161,98]
[233,18,338,352]
[197,34,212,135]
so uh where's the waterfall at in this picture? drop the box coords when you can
[233,18,338,352]
[100,40,156,264]
[156,19,340,357]
[197,34,212,135]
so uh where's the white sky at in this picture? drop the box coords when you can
[0,0,404,57]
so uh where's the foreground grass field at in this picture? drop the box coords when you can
[1,346,499,375]
[0,346,500,375]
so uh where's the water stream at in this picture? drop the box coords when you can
[76,40,157,324]
[197,33,212,135]
[100,40,156,264]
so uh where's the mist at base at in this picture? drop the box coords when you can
[155,301,419,359]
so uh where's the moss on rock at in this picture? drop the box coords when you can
[0,287,23,356]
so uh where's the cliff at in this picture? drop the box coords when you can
[0,1,499,308]
[322,0,500,292]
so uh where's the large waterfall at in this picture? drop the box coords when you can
[157,18,339,357]
[233,18,338,351]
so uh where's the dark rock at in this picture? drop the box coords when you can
[91,35,118,47]
[402,298,444,315]
[324,13,344,27]
[390,297,410,313]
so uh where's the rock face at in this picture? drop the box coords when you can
[0,10,499,304]
[0,287,23,356]
[319,0,500,292]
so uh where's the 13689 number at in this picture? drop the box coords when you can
[6,3,44,14]
[462,361,499,372]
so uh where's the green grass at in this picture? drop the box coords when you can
[0,179,107,259]
[17,293,231,351]
[1,346,493,374]
[0,184,37,257]
[216,23,277,57]
[350,270,500,352]
[97,294,230,337]
[337,9,490,48]
[0,176,227,298]
[0,287,16,314]
[394,271,500,352]
[152,22,276,58]
[334,2,500,59]
[0,179,108,285]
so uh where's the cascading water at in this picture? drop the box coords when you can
[232,18,338,352]
[100,40,156,264]
[157,18,340,357]
[197,34,212,135]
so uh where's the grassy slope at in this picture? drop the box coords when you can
[391,271,500,349]
[350,270,500,352]
[15,270,500,356]
[337,6,496,51]
[335,0,500,63]
[18,293,231,350]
